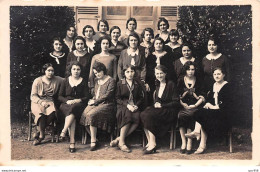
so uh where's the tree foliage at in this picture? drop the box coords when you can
[10,6,75,122]
[177,6,252,128]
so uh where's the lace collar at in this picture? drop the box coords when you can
[180,57,195,65]
[152,51,167,58]
[127,48,139,56]
[86,40,96,51]
[68,76,83,87]
[206,53,222,60]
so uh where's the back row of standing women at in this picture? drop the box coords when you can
[32,17,231,155]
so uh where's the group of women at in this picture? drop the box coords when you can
[30,17,231,155]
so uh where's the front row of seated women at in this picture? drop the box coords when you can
[31,61,231,155]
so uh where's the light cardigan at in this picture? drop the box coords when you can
[30,76,63,104]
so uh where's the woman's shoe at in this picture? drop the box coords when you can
[59,131,66,142]
[185,132,201,140]
[186,149,193,155]
[180,148,186,154]
[194,147,206,154]
[69,143,76,153]
[110,139,119,147]
[118,144,131,153]
[90,141,99,151]
[143,146,157,155]
[33,137,44,146]
[33,132,40,140]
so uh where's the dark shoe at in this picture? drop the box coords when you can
[143,146,157,155]
[69,143,76,153]
[180,148,186,154]
[142,146,148,151]
[33,137,44,146]
[59,131,66,142]
[186,149,193,155]
[118,144,131,153]
[90,141,99,151]
[110,139,119,147]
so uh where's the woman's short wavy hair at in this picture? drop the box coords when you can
[65,61,83,77]
[122,64,136,78]
[157,17,169,30]
[72,36,87,51]
[153,37,165,51]
[97,19,109,31]
[82,25,96,36]
[93,61,107,75]
[126,17,137,29]
[169,29,180,40]
[141,28,154,39]
[126,32,140,47]
[42,63,54,75]
[110,26,121,36]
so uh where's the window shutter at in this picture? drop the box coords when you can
[77,7,98,15]
[161,6,178,17]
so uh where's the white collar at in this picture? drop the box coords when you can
[86,40,96,51]
[213,81,228,93]
[206,53,222,60]
[68,76,83,87]
[152,51,167,58]
[180,57,195,65]
[49,52,65,58]
[165,42,181,49]
[127,48,139,56]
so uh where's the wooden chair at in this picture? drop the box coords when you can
[28,111,58,142]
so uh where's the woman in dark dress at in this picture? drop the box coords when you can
[177,61,205,154]
[140,65,179,154]
[155,17,170,44]
[139,28,154,59]
[66,36,92,80]
[31,63,63,145]
[185,67,231,154]
[165,29,182,63]
[63,25,76,53]
[80,62,116,151]
[173,42,201,82]
[110,65,144,153]
[45,37,67,77]
[58,61,89,153]
[108,26,127,62]
[145,37,174,104]
[202,36,231,91]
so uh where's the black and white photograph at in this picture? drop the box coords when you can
[0,0,259,167]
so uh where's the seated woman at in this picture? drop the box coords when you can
[89,36,117,92]
[140,65,179,154]
[80,62,116,151]
[185,67,231,154]
[110,65,144,153]
[45,37,67,77]
[31,63,63,145]
[58,61,89,153]
[177,61,205,154]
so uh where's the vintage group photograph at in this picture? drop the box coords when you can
[8,4,253,162]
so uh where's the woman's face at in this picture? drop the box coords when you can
[208,40,218,53]
[144,31,152,42]
[53,40,62,52]
[45,66,54,79]
[111,29,121,41]
[101,39,109,51]
[129,36,138,49]
[75,39,85,52]
[84,28,94,39]
[99,22,108,33]
[66,27,75,38]
[124,67,135,80]
[155,68,166,82]
[169,35,179,43]
[71,65,81,78]
[93,69,105,80]
[182,46,192,59]
[213,69,225,83]
[154,39,163,51]
[186,65,195,77]
[159,21,167,32]
[127,21,136,32]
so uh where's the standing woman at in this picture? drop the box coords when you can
[93,19,109,41]
[80,62,116,151]
[82,25,97,55]
[185,67,231,154]
[145,37,174,104]
[89,36,117,92]
[119,18,140,46]
[140,65,179,154]
[63,25,76,54]
[66,36,92,80]
[110,65,144,153]
[202,36,231,91]
[108,26,127,62]
[46,37,67,77]
[139,28,154,59]
[165,29,182,62]
[155,17,170,44]
[173,42,201,82]
[31,63,63,145]
[58,61,89,153]
[177,61,205,154]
